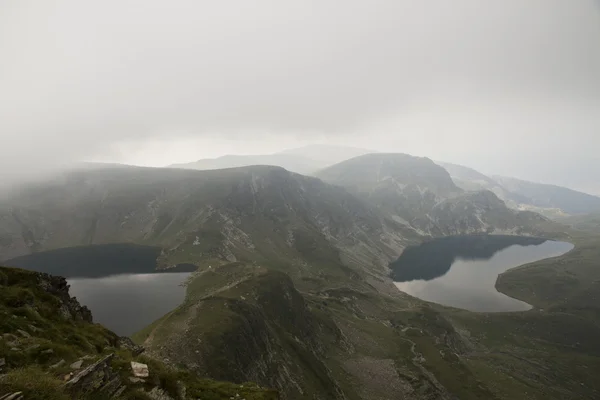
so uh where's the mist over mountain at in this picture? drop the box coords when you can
[168,144,374,174]
[441,160,600,217]
[1,1,599,399]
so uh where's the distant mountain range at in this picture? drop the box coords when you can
[168,144,374,175]
[168,144,600,218]
[439,161,600,217]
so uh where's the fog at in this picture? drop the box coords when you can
[1,1,599,193]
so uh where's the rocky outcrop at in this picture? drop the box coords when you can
[36,272,93,322]
[64,354,126,398]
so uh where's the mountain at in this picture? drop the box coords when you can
[0,265,277,399]
[134,263,345,399]
[277,144,374,166]
[493,175,600,215]
[1,162,599,399]
[439,161,600,217]
[0,164,412,291]
[438,162,528,206]
[168,153,317,175]
[167,144,374,175]
[316,153,557,236]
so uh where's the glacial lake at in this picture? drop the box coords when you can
[68,272,191,336]
[391,235,574,312]
[5,244,196,336]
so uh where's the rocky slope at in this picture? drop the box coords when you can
[0,266,277,400]
[316,154,557,236]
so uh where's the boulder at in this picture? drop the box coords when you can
[50,359,65,369]
[131,361,149,378]
[0,392,24,400]
[70,359,83,369]
[16,329,31,339]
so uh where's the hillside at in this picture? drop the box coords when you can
[316,154,557,236]
[0,164,412,291]
[134,251,600,400]
[1,162,599,399]
[0,266,277,400]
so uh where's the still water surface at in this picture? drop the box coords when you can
[69,273,191,336]
[4,244,196,336]
[392,236,573,312]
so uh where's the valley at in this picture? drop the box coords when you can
[1,152,599,399]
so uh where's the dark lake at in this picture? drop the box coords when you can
[68,272,190,336]
[391,235,573,312]
[4,244,196,336]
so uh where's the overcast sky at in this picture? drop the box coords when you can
[1,1,599,193]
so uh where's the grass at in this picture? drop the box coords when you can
[1,366,69,400]
[0,266,279,400]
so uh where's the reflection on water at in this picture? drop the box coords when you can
[392,236,573,312]
[69,273,190,336]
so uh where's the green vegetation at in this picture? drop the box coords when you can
[2,163,600,399]
[1,366,69,400]
[0,266,277,399]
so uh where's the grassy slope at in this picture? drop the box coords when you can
[0,266,277,400]
[442,231,600,399]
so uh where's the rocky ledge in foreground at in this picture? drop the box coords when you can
[0,266,278,400]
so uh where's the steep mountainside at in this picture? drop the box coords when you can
[0,266,277,400]
[0,164,411,290]
[168,145,374,175]
[135,263,345,400]
[316,154,557,236]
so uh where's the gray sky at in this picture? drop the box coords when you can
[1,1,599,193]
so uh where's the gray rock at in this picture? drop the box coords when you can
[0,392,24,400]
[129,377,146,383]
[70,360,84,369]
[131,361,149,378]
[119,336,145,356]
[16,329,31,339]
[26,344,41,351]
[50,359,65,369]
[41,348,54,354]
[10,347,19,352]
[113,386,127,398]
[2,333,18,341]
[147,387,176,400]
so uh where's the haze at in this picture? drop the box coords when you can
[1,1,599,193]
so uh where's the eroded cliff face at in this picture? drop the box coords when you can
[138,264,345,400]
